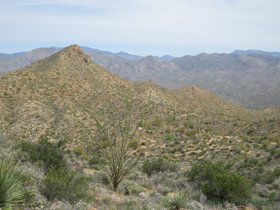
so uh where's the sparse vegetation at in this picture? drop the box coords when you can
[0,45,280,209]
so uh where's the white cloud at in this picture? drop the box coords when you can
[0,0,280,56]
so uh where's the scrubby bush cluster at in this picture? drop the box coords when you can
[16,135,90,204]
[40,165,89,203]
[185,160,253,201]
[142,157,178,176]
[18,135,67,172]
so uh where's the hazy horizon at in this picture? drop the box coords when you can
[1,0,280,56]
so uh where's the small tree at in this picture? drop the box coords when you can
[60,77,151,191]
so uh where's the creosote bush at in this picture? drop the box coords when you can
[142,158,178,176]
[152,117,163,127]
[73,145,84,155]
[129,138,140,150]
[40,165,89,204]
[185,129,196,137]
[18,135,67,172]
[165,134,174,141]
[185,160,252,201]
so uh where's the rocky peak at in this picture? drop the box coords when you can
[67,44,83,57]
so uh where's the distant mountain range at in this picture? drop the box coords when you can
[232,50,280,57]
[0,46,279,108]
[48,46,174,61]
[2,47,280,60]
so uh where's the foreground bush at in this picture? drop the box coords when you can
[40,166,88,204]
[142,158,178,176]
[0,158,26,208]
[185,160,252,201]
[19,135,66,172]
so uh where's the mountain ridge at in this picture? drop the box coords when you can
[0,46,280,107]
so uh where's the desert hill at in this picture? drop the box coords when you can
[1,45,280,209]
[1,47,280,107]
[0,44,278,144]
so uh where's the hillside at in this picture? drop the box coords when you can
[1,45,277,142]
[1,47,280,107]
[1,45,280,209]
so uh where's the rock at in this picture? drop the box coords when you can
[107,194,121,203]
[138,192,149,200]
[68,45,83,57]
[85,55,90,63]
[199,193,207,204]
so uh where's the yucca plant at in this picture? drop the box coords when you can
[165,190,191,210]
[0,158,26,208]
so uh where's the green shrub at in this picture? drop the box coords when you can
[165,126,171,133]
[233,122,238,126]
[129,138,140,150]
[142,122,152,130]
[176,127,184,134]
[152,117,163,127]
[261,140,270,148]
[274,168,280,177]
[99,140,109,148]
[165,134,174,141]
[184,121,194,129]
[259,171,275,184]
[185,160,252,201]
[272,148,280,159]
[202,132,208,136]
[166,116,175,123]
[185,129,196,137]
[142,158,177,176]
[88,158,99,165]
[100,173,110,185]
[19,135,66,172]
[269,192,276,201]
[73,145,84,155]
[82,153,91,160]
[40,166,88,204]
[0,158,27,208]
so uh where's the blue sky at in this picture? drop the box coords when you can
[1,0,280,57]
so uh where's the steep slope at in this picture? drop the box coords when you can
[1,45,279,145]
[1,47,280,107]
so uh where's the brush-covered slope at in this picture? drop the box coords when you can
[0,45,279,151]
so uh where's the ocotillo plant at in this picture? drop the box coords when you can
[59,73,152,191]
